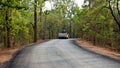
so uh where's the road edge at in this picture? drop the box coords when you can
[72,40,120,63]
[4,40,49,68]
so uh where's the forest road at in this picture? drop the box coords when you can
[8,39,120,68]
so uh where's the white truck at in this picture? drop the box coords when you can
[58,30,69,39]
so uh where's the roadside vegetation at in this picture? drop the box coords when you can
[0,0,120,51]
[75,0,120,52]
[0,0,120,67]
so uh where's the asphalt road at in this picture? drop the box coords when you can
[8,39,120,68]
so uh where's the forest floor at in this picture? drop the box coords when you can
[0,39,44,68]
[77,39,120,60]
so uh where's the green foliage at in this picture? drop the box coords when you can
[73,0,120,51]
[0,0,33,48]
[0,0,120,51]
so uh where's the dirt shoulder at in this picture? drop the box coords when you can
[0,40,44,68]
[77,39,120,60]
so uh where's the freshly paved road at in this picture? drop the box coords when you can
[8,39,120,68]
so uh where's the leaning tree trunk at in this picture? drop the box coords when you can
[108,0,120,30]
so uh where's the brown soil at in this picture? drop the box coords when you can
[0,48,19,68]
[77,39,120,60]
[0,39,44,68]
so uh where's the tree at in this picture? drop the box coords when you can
[33,0,37,42]
[73,0,120,51]
[107,0,120,30]
[0,0,30,48]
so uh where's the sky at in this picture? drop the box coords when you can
[74,0,84,8]
[43,0,84,11]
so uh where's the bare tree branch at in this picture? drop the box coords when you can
[117,0,120,15]
[108,0,120,30]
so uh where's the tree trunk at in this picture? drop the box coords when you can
[34,0,37,42]
[44,14,47,39]
[108,0,120,30]
[5,9,11,48]
[93,35,96,45]
[39,7,42,22]
[117,0,120,16]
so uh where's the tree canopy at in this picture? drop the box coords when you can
[0,0,120,52]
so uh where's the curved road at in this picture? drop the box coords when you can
[8,39,120,68]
